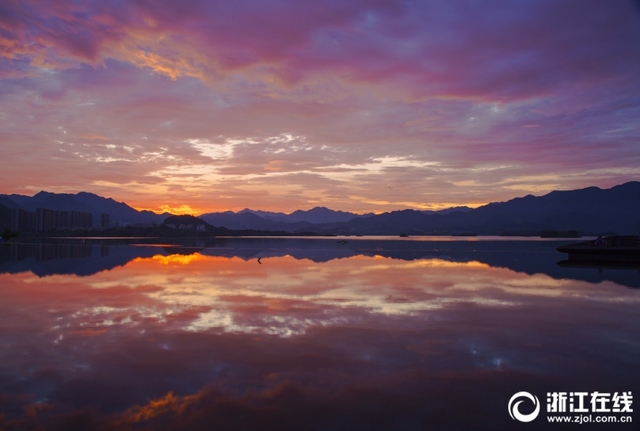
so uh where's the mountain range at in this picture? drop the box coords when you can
[1,182,639,235]
[0,191,171,226]
[198,207,375,230]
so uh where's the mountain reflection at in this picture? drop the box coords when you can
[1,237,638,288]
[0,239,638,430]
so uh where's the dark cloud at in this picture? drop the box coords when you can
[0,0,639,211]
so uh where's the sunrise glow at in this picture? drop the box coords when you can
[1,1,639,213]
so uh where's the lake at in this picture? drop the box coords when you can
[0,237,638,430]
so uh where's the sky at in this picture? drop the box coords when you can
[0,0,639,215]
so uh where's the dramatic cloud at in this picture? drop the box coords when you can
[0,0,639,212]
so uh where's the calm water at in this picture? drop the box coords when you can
[0,238,638,430]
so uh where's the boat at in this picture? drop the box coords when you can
[557,235,640,264]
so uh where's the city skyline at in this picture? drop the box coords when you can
[1,1,639,215]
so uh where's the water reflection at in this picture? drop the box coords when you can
[1,237,639,288]
[0,239,638,430]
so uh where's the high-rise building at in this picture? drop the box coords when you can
[36,208,58,232]
[11,208,94,232]
[100,213,110,228]
[58,211,70,228]
[11,208,37,232]
[69,211,93,228]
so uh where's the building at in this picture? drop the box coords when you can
[58,211,70,228]
[36,208,58,232]
[69,211,93,229]
[10,208,95,232]
[10,208,37,232]
[100,213,110,228]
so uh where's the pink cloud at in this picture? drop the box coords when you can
[1,0,636,99]
[0,1,638,211]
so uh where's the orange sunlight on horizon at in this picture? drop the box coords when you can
[131,204,204,216]
[131,200,486,216]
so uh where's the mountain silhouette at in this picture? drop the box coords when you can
[73,192,170,224]
[447,182,640,234]
[201,206,370,227]
[2,181,639,234]
[287,207,365,224]
[199,211,312,231]
[420,206,472,215]
[0,191,170,226]
[23,192,96,213]
[237,208,291,222]
[0,196,22,209]
[292,182,640,235]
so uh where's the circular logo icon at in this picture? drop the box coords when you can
[508,391,540,422]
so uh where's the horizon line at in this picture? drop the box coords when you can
[2,180,637,216]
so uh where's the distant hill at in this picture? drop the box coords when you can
[161,215,210,229]
[452,182,640,234]
[201,206,372,230]
[0,196,21,209]
[160,215,231,236]
[237,209,290,222]
[2,194,33,206]
[20,192,96,213]
[0,191,170,226]
[297,182,640,235]
[287,207,363,224]
[420,206,472,215]
[73,192,170,224]
[2,181,638,234]
[207,207,352,224]
[199,211,312,232]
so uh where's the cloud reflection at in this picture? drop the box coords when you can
[0,249,639,429]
